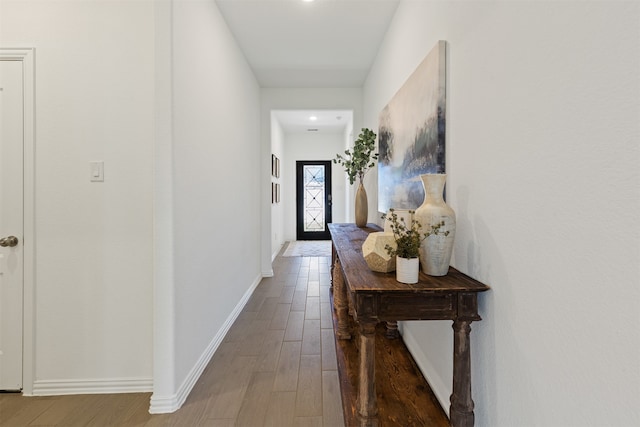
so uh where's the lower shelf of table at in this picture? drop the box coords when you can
[330,293,451,427]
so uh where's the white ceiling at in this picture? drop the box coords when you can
[215,0,400,88]
[272,109,353,133]
[215,0,399,133]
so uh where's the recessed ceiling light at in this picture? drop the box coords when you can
[302,0,315,2]
[309,116,317,121]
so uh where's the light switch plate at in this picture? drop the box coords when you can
[90,161,104,182]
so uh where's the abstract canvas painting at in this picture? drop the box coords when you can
[378,40,446,212]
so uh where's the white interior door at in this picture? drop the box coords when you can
[0,59,24,391]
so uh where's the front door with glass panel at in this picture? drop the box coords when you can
[296,161,332,240]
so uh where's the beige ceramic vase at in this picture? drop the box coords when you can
[414,173,456,276]
[355,181,368,227]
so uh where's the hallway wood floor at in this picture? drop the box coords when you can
[0,252,345,426]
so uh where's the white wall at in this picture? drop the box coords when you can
[1,0,155,394]
[270,116,285,258]
[162,0,262,410]
[282,131,348,242]
[260,88,363,275]
[364,2,640,426]
[1,0,263,410]
[341,119,356,223]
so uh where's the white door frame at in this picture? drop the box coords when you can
[0,47,35,395]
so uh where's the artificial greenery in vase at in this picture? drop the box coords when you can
[333,128,379,185]
[334,128,379,227]
[381,209,449,259]
[381,209,423,259]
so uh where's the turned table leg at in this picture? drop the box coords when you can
[450,319,475,427]
[333,258,351,340]
[330,243,336,292]
[357,320,378,427]
[385,321,400,339]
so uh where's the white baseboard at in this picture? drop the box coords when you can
[31,377,152,396]
[149,273,262,414]
[270,241,285,263]
[30,273,262,409]
[263,246,281,276]
[400,323,451,416]
[147,393,176,414]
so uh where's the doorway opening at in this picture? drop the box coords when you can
[268,109,352,260]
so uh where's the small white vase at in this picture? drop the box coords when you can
[396,257,419,284]
[414,174,456,276]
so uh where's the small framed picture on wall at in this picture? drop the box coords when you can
[272,155,281,178]
[271,155,277,177]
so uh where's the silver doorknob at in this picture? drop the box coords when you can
[0,236,18,247]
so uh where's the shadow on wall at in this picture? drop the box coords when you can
[456,185,540,425]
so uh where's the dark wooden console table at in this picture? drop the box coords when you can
[329,223,490,427]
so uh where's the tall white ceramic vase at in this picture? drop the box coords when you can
[414,174,456,276]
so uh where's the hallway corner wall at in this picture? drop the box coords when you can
[167,0,262,411]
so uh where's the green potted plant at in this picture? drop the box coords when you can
[381,209,448,283]
[334,128,378,227]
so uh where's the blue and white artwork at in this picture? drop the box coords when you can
[378,40,446,213]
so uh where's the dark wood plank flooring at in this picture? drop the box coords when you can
[1,244,451,427]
